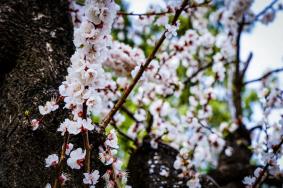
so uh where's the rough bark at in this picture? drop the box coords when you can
[127,140,219,188]
[0,0,74,187]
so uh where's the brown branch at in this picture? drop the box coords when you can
[82,102,92,188]
[232,17,245,122]
[146,112,154,134]
[53,133,70,188]
[184,61,214,85]
[111,120,136,143]
[121,106,140,123]
[117,0,211,17]
[244,67,283,85]
[100,0,190,131]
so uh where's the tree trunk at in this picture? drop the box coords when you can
[0,0,74,187]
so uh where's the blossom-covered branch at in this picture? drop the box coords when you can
[100,0,190,130]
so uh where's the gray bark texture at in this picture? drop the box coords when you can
[0,0,74,187]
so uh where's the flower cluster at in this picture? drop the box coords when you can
[67,148,86,169]
[32,0,283,187]
[37,0,127,187]
[83,170,100,187]
[99,130,127,185]
[57,117,95,135]
[55,0,122,125]
[39,97,59,115]
[243,88,283,186]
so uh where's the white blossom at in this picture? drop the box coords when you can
[83,170,100,186]
[105,129,119,149]
[67,148,85,169]
[165,23,178,39]
[45,154,59,167]
[65,143,74,155]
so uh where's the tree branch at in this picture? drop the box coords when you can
[117,10,172,17]
[82,102,91,188]
[184,61,214,85]
[244,67,283,85]
[117,0,211,17]
[240,52,253,80]
[100,0,190,131]
[53,133,69,188]
[111,120,136,143]
[245,0,279,25]
[121,106,140,123]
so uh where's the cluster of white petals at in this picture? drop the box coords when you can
[59,0,119,120]
[39,98,59,115]
[67,148,86,169]
[83,170,100,187]
[45,154,59,168]
[57,117,95,135]
[99,130,119,165]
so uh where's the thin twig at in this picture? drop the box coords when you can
[184,61,214,85]
[245,0,279,25]
[100,0,190,131]
[117,0,211,17]
[111,122,136,143]
[240,52,253,80]
[121,106,140,123]
[53,133,70,188]
[249,125,263,133]
[197,119,219,136]
[244,67,283,85]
